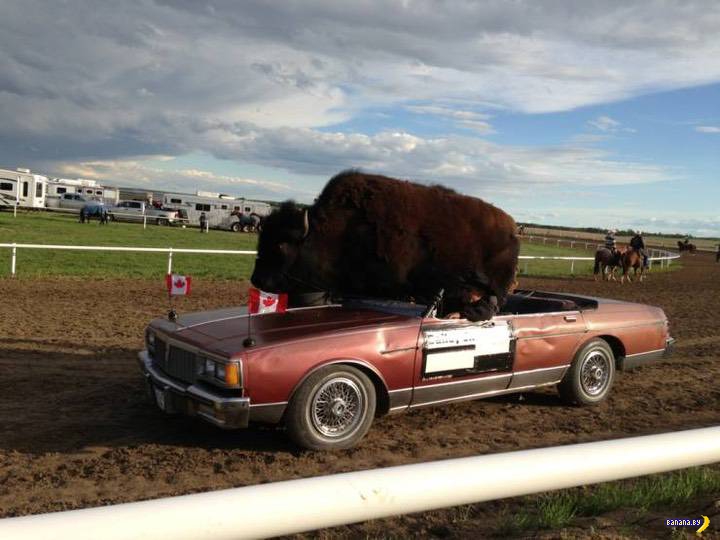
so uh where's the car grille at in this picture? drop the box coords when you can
[152,339,197,385]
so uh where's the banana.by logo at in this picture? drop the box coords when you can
[665,516,710,535]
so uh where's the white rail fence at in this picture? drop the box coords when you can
[519,235,681,275]
[0,241,680,277]
[0,243,255,276]
[0,426,718,540]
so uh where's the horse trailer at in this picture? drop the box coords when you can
[161,191,272,229]
[0,167,47,210]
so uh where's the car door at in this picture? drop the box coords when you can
[409,317,515,408]
[496,310,588,390]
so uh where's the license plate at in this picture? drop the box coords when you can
[154,387,167,411]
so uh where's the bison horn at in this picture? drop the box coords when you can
[303,209,309,238]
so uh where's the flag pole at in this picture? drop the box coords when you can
[243,288,255,347]
[166,273,177,322]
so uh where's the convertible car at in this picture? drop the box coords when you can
[139,290,674,450]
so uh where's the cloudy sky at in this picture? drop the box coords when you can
[1,0,718,235]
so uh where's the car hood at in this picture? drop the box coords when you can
[151,305,417,358]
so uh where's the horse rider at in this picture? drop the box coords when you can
[604,229,618,254]
[630,230,649,268]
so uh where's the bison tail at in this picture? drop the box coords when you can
[593,256,600,275]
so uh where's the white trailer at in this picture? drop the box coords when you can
[161,191,272,229]
[46,178,119,208]
[0,167,47,210]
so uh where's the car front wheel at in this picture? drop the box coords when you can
[286,365,376,450]
[558,339,615,406]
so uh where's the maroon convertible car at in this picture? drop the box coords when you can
[139,290,674,450]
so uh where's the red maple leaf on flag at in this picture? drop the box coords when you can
[262,296,276,307]
[174,278,185,289]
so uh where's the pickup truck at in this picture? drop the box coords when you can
[107,201,179,225]
[57,193,104,212]
[139,290,674,450]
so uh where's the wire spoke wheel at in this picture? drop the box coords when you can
[311,377,364,438]
[558,339,615,406]
[580,351,611,396]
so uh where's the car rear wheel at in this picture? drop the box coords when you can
[156,218,168,226]
[231,222,241,232]
[286,365,376,450]
[558,339,615,406]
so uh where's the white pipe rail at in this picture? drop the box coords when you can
[0,243,256,276]
[0,241,680,277]
[0,426,718,540]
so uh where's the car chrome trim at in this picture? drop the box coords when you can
[409,380,562,409]
[250,400,288,408]
[288,359,390,407]
[412,374,512,406]
[138,351,250,429]
[625,348,665,357]
[418,371,511,388]
[380,347,417,355]
[512,364,570,375]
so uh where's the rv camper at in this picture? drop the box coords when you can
[46,178,119,208]
[0,167,47,210]
[161,191,272,230]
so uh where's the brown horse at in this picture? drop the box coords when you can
[593,247,622,281]
[677,240,697,253]
[620,248,645,283]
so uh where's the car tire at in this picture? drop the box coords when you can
[285,365,376,451]
[231,222,240,232]
[156,218,168,226]
[558,339,615,406]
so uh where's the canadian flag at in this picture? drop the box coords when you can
[166,274,192,296]
[248,287,288,314]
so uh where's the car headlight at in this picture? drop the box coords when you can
[205,357,215,376]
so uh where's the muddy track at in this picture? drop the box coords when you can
[1,253,719,536]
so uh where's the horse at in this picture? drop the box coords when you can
[593,247,622,281]
[620,248,646,283]
[677,240,696,253]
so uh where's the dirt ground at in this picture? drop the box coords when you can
[1,252,719,538]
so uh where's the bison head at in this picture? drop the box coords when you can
[251,201,309,292]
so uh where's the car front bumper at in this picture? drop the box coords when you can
[138,350,250,429]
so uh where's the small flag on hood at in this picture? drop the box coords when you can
[249,287,288,314]
[166,274,192,296]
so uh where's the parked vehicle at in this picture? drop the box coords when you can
[107,200,179,225]
[139,290,674,450]
[46,178,119,208]
[57,193,104,212]
[162,192,271,230]
[0,167,47,210]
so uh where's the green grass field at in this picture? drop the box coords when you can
[0,211,678,279]
[0,211,257,279]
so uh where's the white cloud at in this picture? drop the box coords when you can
[0,0,714,201]
[55,159,310,200]
[405,105,495,134]
[695,126,720,133]
[588,116,636,133]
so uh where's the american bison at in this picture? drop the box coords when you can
[251,170,519,312]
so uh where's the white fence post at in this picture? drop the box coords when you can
[167,248,173,275]
[11,243,17,276]
[143,215,147,230]
[570,260,575,274]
